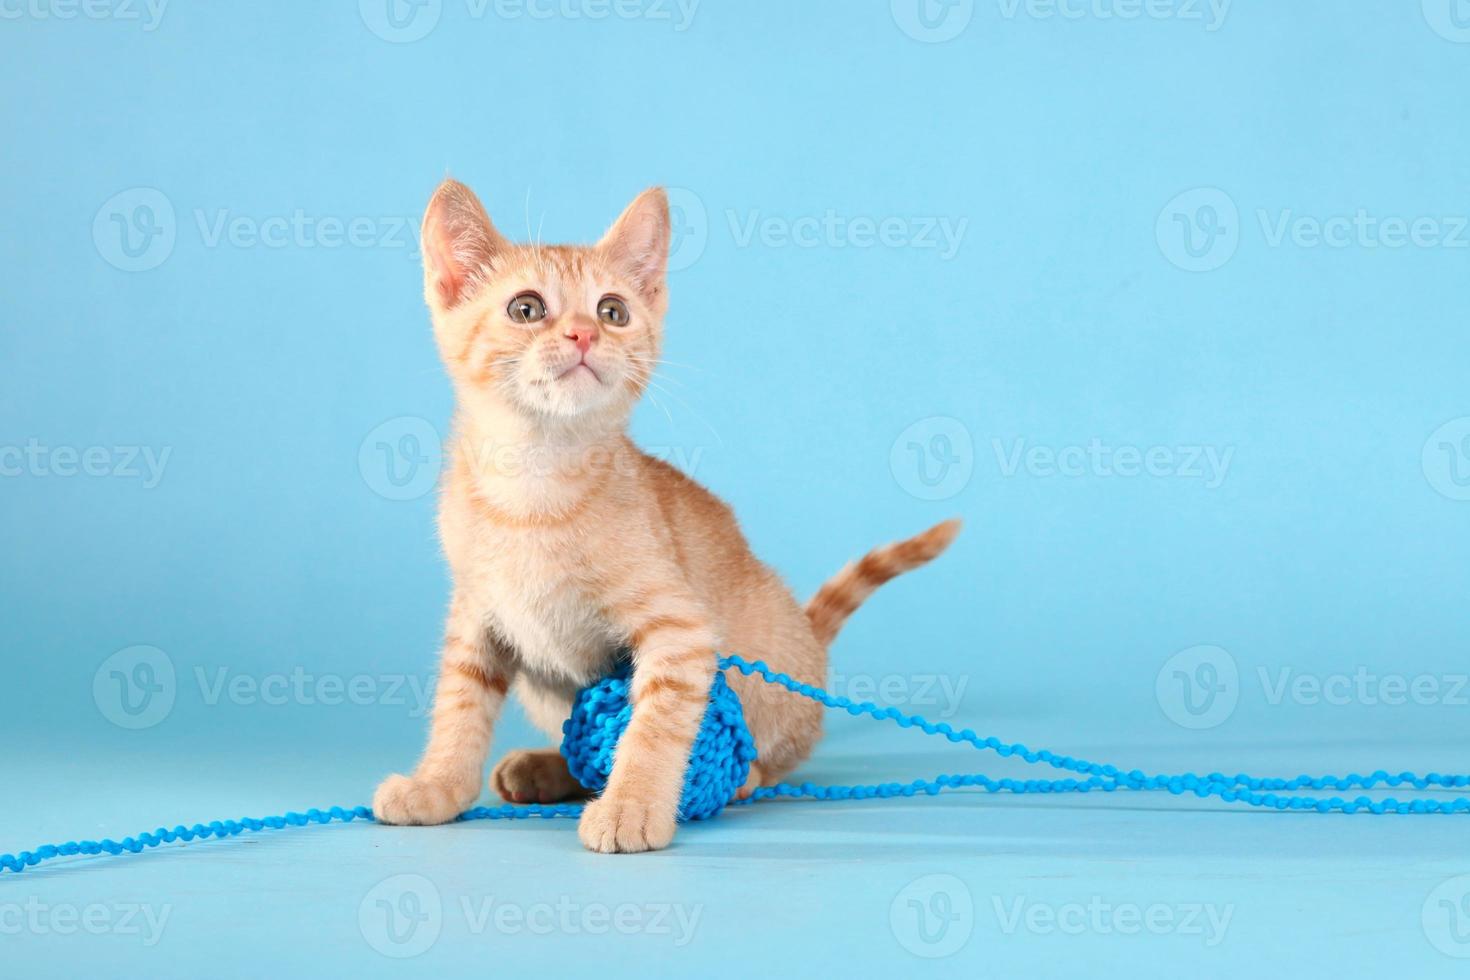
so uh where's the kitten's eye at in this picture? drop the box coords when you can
[597,296,630,327]
[507,292,547,324]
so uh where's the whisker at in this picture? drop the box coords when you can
[644,389,676,428]
[643,378,724,448]
[624,355,705,373]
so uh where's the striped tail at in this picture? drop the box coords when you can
[804,518,962,648]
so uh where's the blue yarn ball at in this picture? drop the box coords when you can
[560,662,756,821]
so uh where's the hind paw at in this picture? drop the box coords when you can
[491,749,589,804]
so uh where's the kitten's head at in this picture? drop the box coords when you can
[419,179,669,425]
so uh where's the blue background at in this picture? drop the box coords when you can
[4,1,1470,975]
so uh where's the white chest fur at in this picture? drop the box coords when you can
[455,520,621,688]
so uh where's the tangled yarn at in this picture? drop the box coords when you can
[560,662,756,821]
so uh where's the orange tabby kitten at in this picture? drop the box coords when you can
[372,179,960,852]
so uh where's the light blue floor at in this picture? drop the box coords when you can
[7,722,1470,976]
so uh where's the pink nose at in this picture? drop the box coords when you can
[564,321,597,354]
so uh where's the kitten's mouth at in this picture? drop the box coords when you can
[555,360,602,384]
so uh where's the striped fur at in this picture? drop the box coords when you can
[372,179,961,852]
[805,518,963,648]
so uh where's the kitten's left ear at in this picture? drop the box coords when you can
[597,188,670,306]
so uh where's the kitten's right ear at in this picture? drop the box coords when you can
[421,179,506,309]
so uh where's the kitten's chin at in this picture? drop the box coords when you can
[509,370,629,422]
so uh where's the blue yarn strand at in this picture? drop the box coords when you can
[6,652,1470,875]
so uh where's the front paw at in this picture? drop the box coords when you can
[372,773,472,826]
[577,792,677,853]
